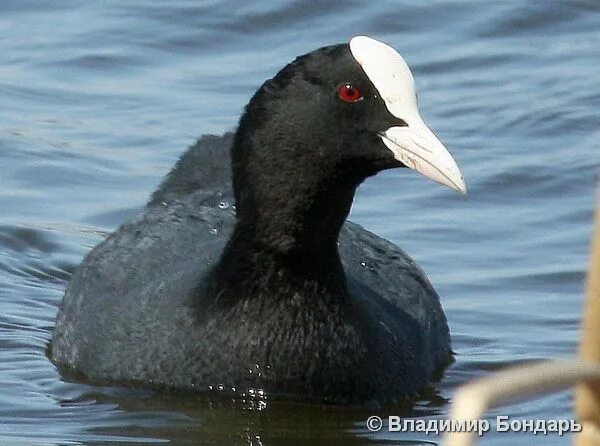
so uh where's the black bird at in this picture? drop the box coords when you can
[50,36,466,405]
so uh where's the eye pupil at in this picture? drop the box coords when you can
[338,83,363,103]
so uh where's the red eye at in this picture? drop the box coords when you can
[338,83,363,103]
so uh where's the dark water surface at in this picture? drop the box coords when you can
[1,1,599,445]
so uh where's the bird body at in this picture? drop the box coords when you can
[51,36,465,405]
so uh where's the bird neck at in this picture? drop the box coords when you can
[209,98,376,306]
[211,226,348,305]
[210,174,361,306]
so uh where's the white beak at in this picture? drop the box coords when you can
[381,116,467,194]
[349,35,467,194]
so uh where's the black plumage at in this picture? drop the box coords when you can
[51,41,453,405]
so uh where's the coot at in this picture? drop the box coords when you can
[51,36,466,405]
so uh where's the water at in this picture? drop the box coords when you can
[1,1,598,445]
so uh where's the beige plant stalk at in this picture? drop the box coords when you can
[444,186,600,446]
[576,200,600,445]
